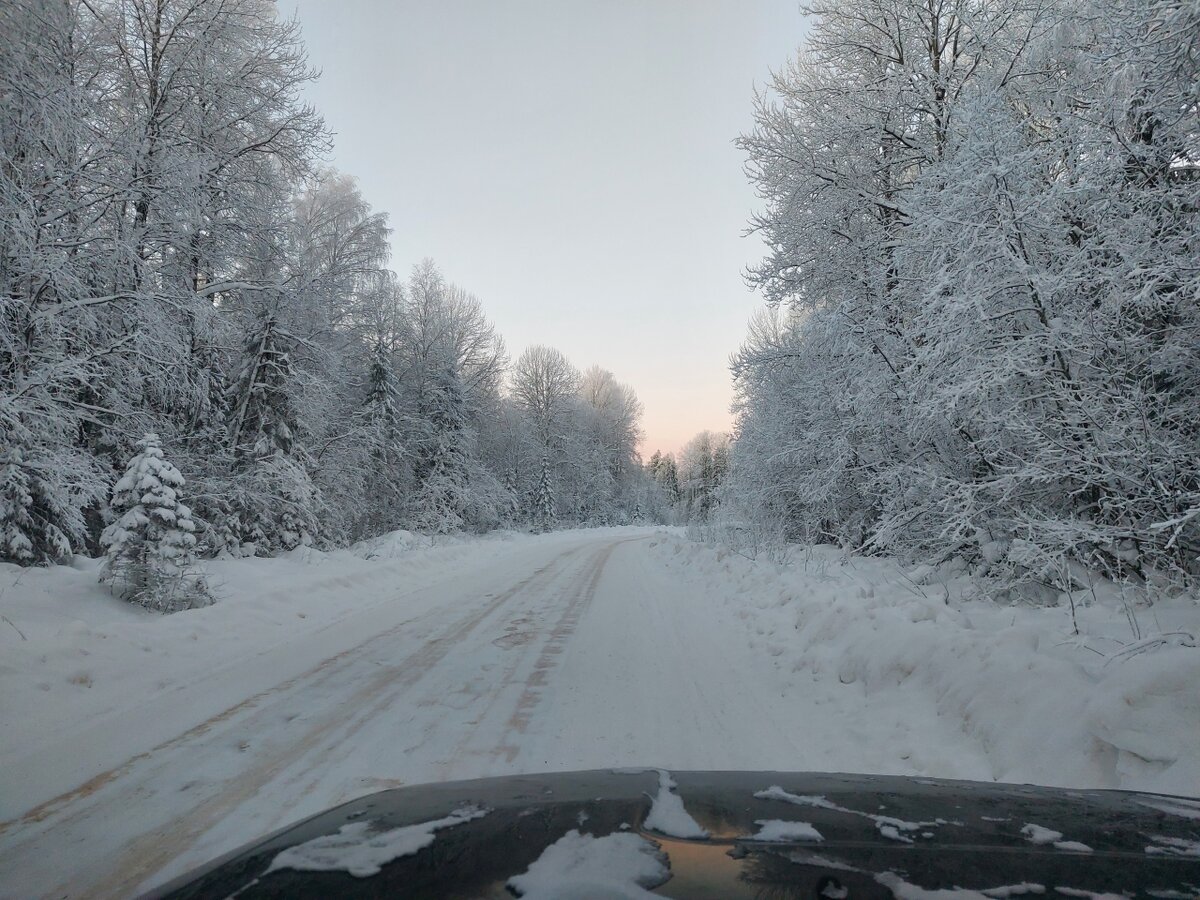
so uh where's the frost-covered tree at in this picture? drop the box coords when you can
[0,450,36,563]
[678,432,730,523]
[533,456,556,533]
[356,343,408,535]
[501,467,521,524]
[223,313,320,553]
[101,434,208,611]
[511,346,581,451]
[0,448,74,564]
[228,313,299,460]
[730,0,1200,595]
[641,451,680,523]
[410,365,469,533]
[505,348,647,528]
[578,366,644,520]
[0,0,654,564]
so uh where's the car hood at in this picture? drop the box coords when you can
[144,769,1200,898]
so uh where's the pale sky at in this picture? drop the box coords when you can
[281,0,808,456]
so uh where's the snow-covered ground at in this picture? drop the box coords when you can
[0,527,1196,898]
[652,534,1199,797]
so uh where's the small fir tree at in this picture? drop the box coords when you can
[101,434,209,611]
[534,455,556,533]
[0,449,37,563]
[0,447,74,564]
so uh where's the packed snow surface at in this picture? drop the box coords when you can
[1,528,1197,897]
[506,829,669,899]
[266,806,487,877]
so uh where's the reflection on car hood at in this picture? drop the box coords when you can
[144,769,1200,899]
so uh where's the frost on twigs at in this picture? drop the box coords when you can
[728,0,1200,599]
[101,434,211,613]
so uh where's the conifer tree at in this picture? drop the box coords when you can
[360,343,407,535]
[502,468,521,523]
[224,314,319,552]
[228,313,298,461]
[534,455,556,533]
[364,344,402,445]
[101,435,208,611]
[0,450,35,563]
[0,448,75,564]
[412,365,469,532]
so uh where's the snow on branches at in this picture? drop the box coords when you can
[101,435,209,612]
[729,0,1200,597]
[0,0,655,572]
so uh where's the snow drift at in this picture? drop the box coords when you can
[648,535,1199,797]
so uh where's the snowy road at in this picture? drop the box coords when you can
[0,529,990,898]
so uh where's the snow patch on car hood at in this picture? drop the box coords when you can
[266,805,487,877]
[507,829,670,899]
[643,769,708,838]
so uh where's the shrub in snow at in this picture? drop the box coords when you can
[101,434,210,612]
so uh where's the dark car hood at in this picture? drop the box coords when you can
[144,769,1200,898]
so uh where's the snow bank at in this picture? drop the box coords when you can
[648,535,1200,797]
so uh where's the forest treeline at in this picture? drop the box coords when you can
[0,0,676,568]
[726,0,1199,596]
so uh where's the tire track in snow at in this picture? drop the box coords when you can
[492,537,628,763]
[402,536,633,779]
[251,542,614,819]
[0,540,597,899]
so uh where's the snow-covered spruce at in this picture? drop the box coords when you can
[0,448,74,565]
[534,456,556,533]
[101,435,210,612]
